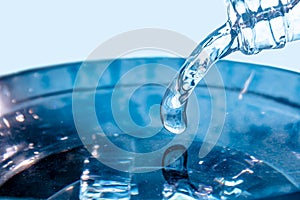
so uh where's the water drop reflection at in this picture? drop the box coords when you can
[162,145,213,200]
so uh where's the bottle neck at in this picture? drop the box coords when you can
[227,0,300,55]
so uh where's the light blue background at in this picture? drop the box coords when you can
[0,0,299,75]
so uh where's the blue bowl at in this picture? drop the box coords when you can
[0,58,299,199]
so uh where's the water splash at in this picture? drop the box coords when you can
[79,156,137,200]
[162,145,213,199]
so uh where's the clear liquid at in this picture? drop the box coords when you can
[46,144,296,200]
[160,22,237,134]
[1,143,296,199]
[1,57,299,199]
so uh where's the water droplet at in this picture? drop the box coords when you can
[3,117,10,128]
[2,161,13,169]
[15,112,25,122]
[32,114,39,120]
[83,169,90,175]
[92,146,99,158]
[28,109,34,114]
[3,146,18,160]
[28,143,35,149]
[60,136,68,141]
